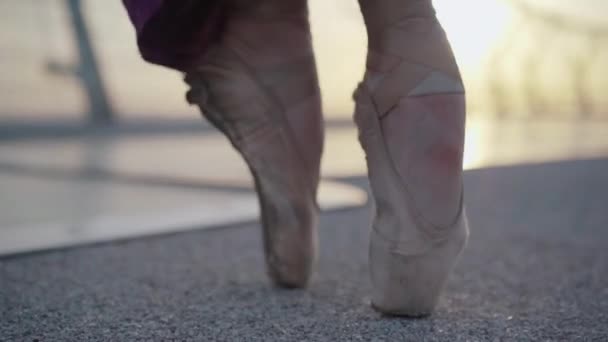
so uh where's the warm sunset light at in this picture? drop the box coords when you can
[434,0,513,69]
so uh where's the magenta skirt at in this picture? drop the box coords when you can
[122,0,225,71]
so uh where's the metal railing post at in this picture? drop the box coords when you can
[65,0,115,125]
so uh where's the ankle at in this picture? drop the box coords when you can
[220,11,313,71]
[363,21,462,87]
[359,0,436,47]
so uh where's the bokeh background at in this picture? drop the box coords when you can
[2,0,608,124]
[1,0,608,253]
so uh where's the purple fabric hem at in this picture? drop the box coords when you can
[123,0,164,33]
[122,0,224,71]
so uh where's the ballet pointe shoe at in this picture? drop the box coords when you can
[355,0,469,316]
[185,1,323,288]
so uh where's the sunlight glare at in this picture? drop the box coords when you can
[434,0,513,69]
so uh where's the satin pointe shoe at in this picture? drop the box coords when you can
[185,0,323,288]
[355,0,470,316]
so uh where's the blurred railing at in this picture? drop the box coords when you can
[0,0,607,140]
[482,0,608,118]
[64,0,114,124]
[58,0,608,121]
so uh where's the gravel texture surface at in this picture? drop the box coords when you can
[1,159,607,341]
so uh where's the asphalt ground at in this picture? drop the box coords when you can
[1,158,607,341]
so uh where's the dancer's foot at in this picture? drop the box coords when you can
[356,0,469,316]
[185,0,323,288]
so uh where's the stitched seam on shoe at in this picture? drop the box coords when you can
[223,46,318,203]
[377,92,466,121]
[360,82,465,242]
[397,92,465,218]
[371,223,434,256]
[371,70,466,233]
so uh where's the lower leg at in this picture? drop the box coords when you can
[364,0,464,227]
[186,0,323,287]
[356,0,468,315]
